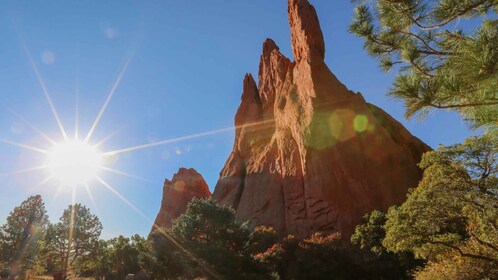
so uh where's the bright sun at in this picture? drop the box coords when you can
[1,38,234,222]
[47,140,103,186]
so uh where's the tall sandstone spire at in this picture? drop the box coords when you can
[212,0,430,237]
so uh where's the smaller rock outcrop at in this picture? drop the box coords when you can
[152,168,211,230]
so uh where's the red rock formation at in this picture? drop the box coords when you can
[212,0,431,238]
[152,168,211,230]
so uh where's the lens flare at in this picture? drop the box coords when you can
[354,115,369,133]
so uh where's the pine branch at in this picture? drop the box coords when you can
[409,59,434,76]
[429,100,498,109]
[397,30,455,55]
[409,0,491,31]
[367,34,399,51]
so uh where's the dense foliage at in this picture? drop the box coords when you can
[351,210,423,279]
[142,198,411,280]
[142,198,270,279]
[76,235,148,280]
[140,229,187,280]
[350,0,498,128]
[257,232,363,280]
[384,133,498,278]
[352,133,498,279]
[0,195,48,277]
[45,204,102,272]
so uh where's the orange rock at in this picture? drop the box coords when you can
[212,0,430,238]
[152,168,211,230]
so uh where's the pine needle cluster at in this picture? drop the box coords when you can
[350,0,498,129]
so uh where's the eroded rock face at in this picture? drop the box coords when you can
[152,168,211,230]
[212,0,430,237]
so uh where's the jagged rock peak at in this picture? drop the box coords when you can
[258,39,293,108]
[212,0,430,238]
[262,38,280,58]
[152,168,211,231]
[235,74,262,130]
[288,0,325,62]
[241,74,260,103]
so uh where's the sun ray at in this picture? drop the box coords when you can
[148,225,222,280]
[48,183,63,209]
[96,176,150,221]
[103,119,275,156]
[71,185,77,204]
[28,176,53,193]
[0,165,47,177]
[84,54,134,143]
[65,186,77,271]
[103,126,235,156]
[75,80,80,140]
[17,33,68,140]
[4,107,57,145]
[0,138,50,154]
[84,183,100,216]
[100,166,154,183]
[95,176,220,279]
[92,128,123,149]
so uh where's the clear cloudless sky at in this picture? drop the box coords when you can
[0,0,478,239]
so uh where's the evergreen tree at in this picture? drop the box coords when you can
[350,0,498,128]
[0,195,48,277]
[140,229,189,280]
[75,239,111,279]
[45,204,102,273]
[78,235,147,279]
[170,198,268,279]
[106,235,146,279]
[142,198,269,279]
[382,133,498,279]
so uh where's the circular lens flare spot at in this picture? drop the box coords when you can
[47,141,103,186]
[354,115,369,133]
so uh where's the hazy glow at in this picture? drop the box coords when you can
[47,141,103,186]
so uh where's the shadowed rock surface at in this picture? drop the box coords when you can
[212,0,431,238]
[152,168,211,230]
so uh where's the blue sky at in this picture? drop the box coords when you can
[0,0,476,239]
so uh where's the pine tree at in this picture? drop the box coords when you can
[45,204,102,273]
[143,198,270,279]
[0,195,49,277]
[350,0,498,129]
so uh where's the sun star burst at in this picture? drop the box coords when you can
[47,140,103,186]
[1,31,250,277]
